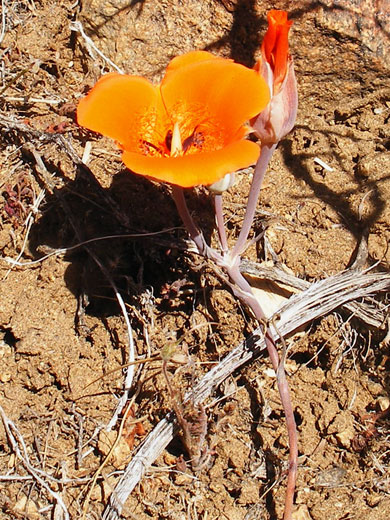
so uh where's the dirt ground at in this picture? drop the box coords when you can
[1,1,390,519]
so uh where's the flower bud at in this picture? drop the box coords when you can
[209,172,235,194]
[252,10,298,144]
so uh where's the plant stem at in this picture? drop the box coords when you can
[226,262,297,520]
[171,144,297,518]
[231,143,277,260]
[171,185,207,256]
[214,193,228,252]
[278,358,298,520]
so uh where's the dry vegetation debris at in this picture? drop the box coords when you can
[1,1,390,519]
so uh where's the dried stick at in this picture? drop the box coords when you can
[81,399,135,520]
[161,358,209,471]
[70,21,124,74]
[4,228,181,269]
[0,406,70,520]
[240,258,388,329]
[0,0,7,45]
[2,153,46,280]
[102,269,390,520]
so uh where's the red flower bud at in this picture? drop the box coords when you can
[252,10,298,145]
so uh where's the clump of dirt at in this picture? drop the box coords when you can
[1,1,390,519]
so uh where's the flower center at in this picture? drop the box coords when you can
[134,102,224,159]
[139,123,206,158]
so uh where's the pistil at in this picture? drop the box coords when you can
[170,122,183,156]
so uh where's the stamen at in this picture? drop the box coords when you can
[165,130,172,151]
[183,128,204,153]
[141,140,163,156]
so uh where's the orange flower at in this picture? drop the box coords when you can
[252,10,297,144]
[77,51,270,188]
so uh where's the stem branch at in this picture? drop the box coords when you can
[214,193,228,252]
[171,185,207,255]
[231,143,276,260]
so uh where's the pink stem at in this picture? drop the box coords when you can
[171,185,208,256]
[226,261,297,520]
[171,144,297,518]
[231,143,277,260]
[214,193,228,252]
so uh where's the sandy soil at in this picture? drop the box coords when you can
[1,1,390,519]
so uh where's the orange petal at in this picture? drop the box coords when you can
[262,10,292,91]
[161,58,270,142]
[122,140,260,188]
[165,50,222,74]
[77,73,166,149]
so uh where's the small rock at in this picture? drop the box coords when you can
[90,479,114,501]
[238,479,259,504]
[328,411,355,448]
[335,428,355,449]
[163,452,177,466]
[13,494,39,519]
[377,396,390,411]
[222,506,245,520]
[97,430,132,469]
[292,504,313,520]
[174,472,194,486]
[0,372,11,383]
[314,466,347,487]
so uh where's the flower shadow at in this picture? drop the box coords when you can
[29,161,215,319]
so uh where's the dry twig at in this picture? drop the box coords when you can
[240,259,388,329]
[0,406,70,520]
[70,21,124,74]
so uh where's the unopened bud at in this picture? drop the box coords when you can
[209,172,235,194]
[251,10,298,144]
